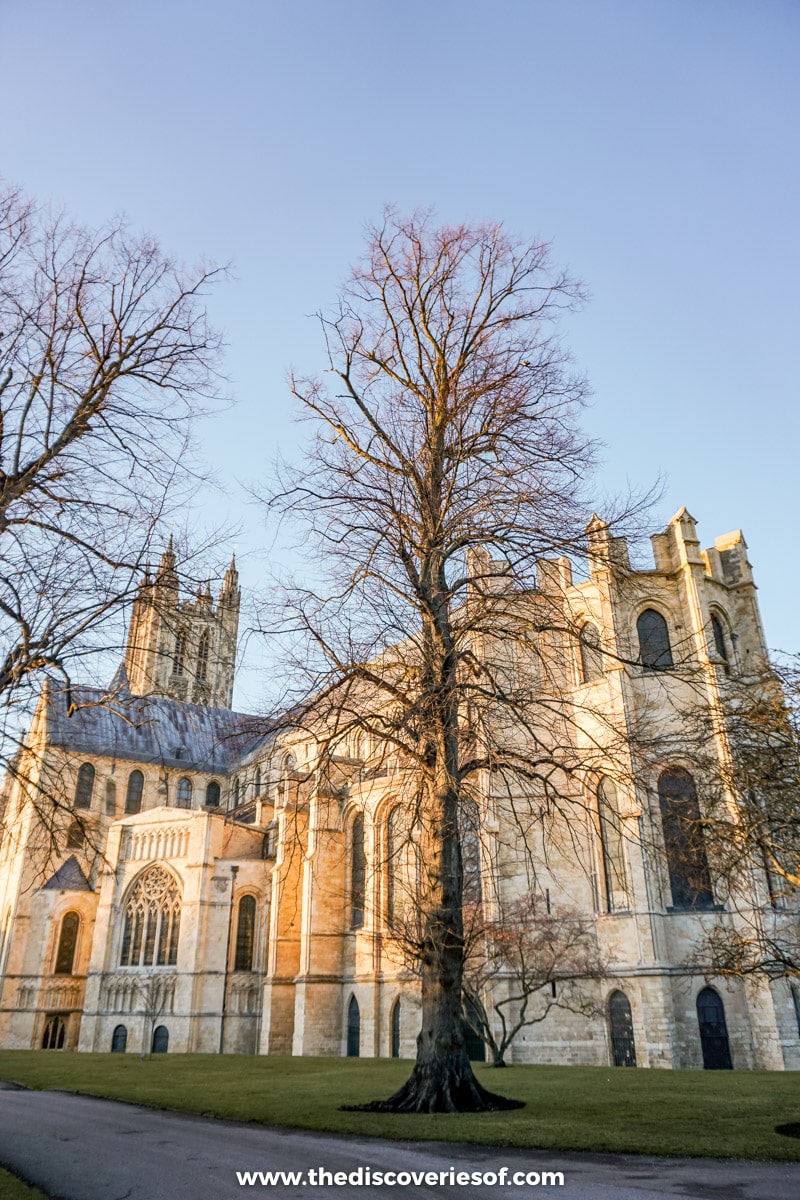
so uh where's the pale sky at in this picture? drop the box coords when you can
[2,0,798,708]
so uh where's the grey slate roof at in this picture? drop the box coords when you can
[41,856,92,892]
[47,682,274,773]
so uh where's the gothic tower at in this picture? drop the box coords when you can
[124,540,240,709]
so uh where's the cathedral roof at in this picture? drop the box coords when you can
[46,686,273,773]
[41,856,93,891]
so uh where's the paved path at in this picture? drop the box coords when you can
[1,1085,798,1200]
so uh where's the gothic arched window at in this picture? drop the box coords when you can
[710,614,730,671]
[105,779,117,815]
[42,1015,66,1049]
[390,997,401,1058]
[196,629,210,682]
[597,777,629,912]
[637,609,673,671]
[176,777,193,809]
[386,806,401,928]
[120,866,181,967]
[125,770,144,815]
[350,813,366,929]
[205,780,221,807]
[579,622,604,683]
[609,990,637,1067]
[346,995,360,1057]
[234,895,257,971]
[54,912,80,975]
[111,1024,127,1053]
[174,629,188,676]
[657,768,714,910]
[74,763,95,810]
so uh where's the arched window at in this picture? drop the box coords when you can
[390,998,401,1058]
[196,629,210,682]
[346,995,360,1057]
[710,614,730,671]
[386,806,401,928]
[54,912,80,975]
[657,768,714,910]
[205,780,221,807]
[232,777,240,808]
[120,866,181,967]
[609,990,637,1067]
[255,767,262,796]
[42,1015,66,1050]
[125,770,144,815]
[176,777,193,809]
[74,762,95,809]
[151,1025,169,1054]
[637,609,673,671]
[111,1024,127,1053]
[105,779,117,815]
[579,622,604,683]
[234,895,257,971]
[66,822,84,850]
[174,629,187,676]
[461,800,482,907]
[696,987,732,1069]
[597,777,629,912]
[350,813,366,929]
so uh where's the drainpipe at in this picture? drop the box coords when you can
[218,865,239,1054]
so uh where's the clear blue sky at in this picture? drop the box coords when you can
[3,0,798,706]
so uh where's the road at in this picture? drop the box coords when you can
[1,1084,798,1200]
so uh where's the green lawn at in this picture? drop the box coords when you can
[0,1169,48,1200]
[1,1052,799,1162]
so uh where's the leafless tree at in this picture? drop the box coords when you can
[136,972,173,1059]
[461,896,607,1067]
[266,211,643,1112]
[0,184,223,764]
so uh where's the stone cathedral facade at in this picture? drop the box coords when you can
[0,510,798,1068]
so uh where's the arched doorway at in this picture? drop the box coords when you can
[111,1024,127,1053]
[608,990,637,1067]
[697,988,732,1069]
[346,996,360,1057]
[390,998,401,1058]
[151,1025,169,1054]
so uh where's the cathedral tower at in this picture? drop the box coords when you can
[124,540,240,709]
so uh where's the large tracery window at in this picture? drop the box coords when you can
[120,866,181,968]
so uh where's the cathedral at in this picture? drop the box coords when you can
[0,509,798,1069]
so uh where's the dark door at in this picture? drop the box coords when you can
[609,990,637,1067]
[346,996,360,1057]
[151,1025,169,1054]
[111,1024,127,1053]
[697,988,732,1069]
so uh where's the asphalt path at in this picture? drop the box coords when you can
[1,1084,798,1200]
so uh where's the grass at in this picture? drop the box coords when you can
[1,1051,799,1162]
[0,1169,48,1200]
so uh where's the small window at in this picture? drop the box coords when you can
[125,770,144,815]
[151,1025,169,1054]
[232,778,240,808]
[176,777,193,809]
[205,780,221,807]
[637,609,673,671]
[105,779,117,815]
[346,995,360,1057]
[54,912,80,975]
[350,814,366,929]
[386,807,401,928]
[42,1015,66,1050]
[234,895,257,971]
[74,763,95,810]
[66,822,84,850]
[255,767,262,797]
[174,629,187,676]
[111,1024,127,1053]
[196,629,210,682]
[579,622,604,683]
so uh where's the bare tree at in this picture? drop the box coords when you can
[462,897,607,1067]
[266,212,641,1112]
[136,972,174,1059]
[0,184,223,763]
